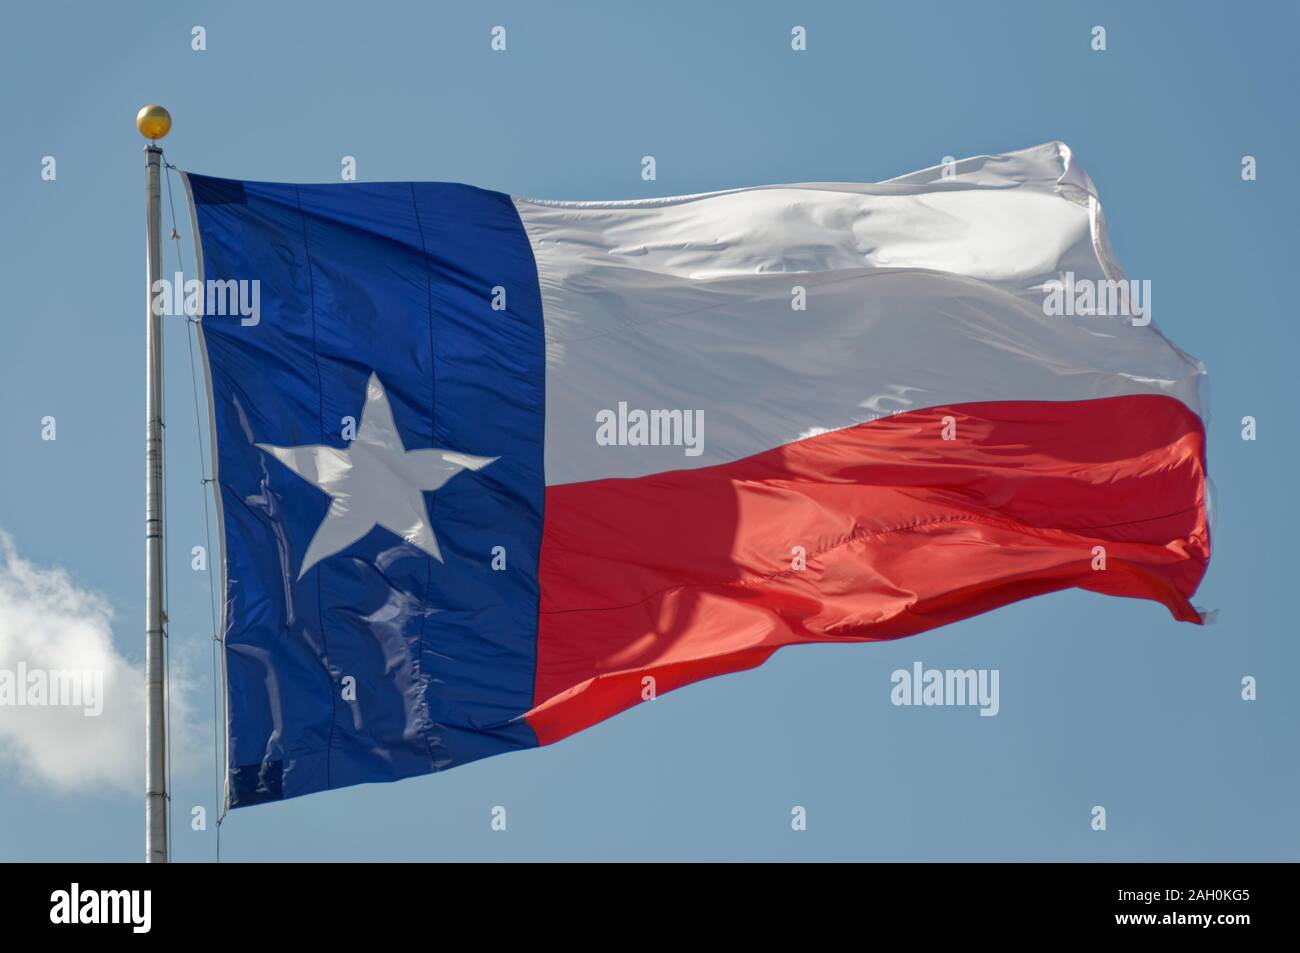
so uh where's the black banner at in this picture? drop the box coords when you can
[2,862,1280,939]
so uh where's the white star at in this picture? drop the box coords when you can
[257,373,497,579]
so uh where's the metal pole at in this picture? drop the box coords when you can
[144,141,169,863]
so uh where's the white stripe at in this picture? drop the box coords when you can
[514,142,1204,485]
[179,171,232,814]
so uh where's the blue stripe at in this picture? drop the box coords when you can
[190,174,545,806]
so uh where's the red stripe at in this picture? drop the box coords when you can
[526,395,1209,745]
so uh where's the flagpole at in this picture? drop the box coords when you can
[138,104,172,864]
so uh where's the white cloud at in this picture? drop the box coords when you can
[0,531,199,795]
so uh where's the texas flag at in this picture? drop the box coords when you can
[183,142,1209,808]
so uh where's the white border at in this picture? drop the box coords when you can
[179,171,232,816]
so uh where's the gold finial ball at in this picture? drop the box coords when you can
[136,104,172,141]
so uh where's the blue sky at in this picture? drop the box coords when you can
[0,0,1296,861]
